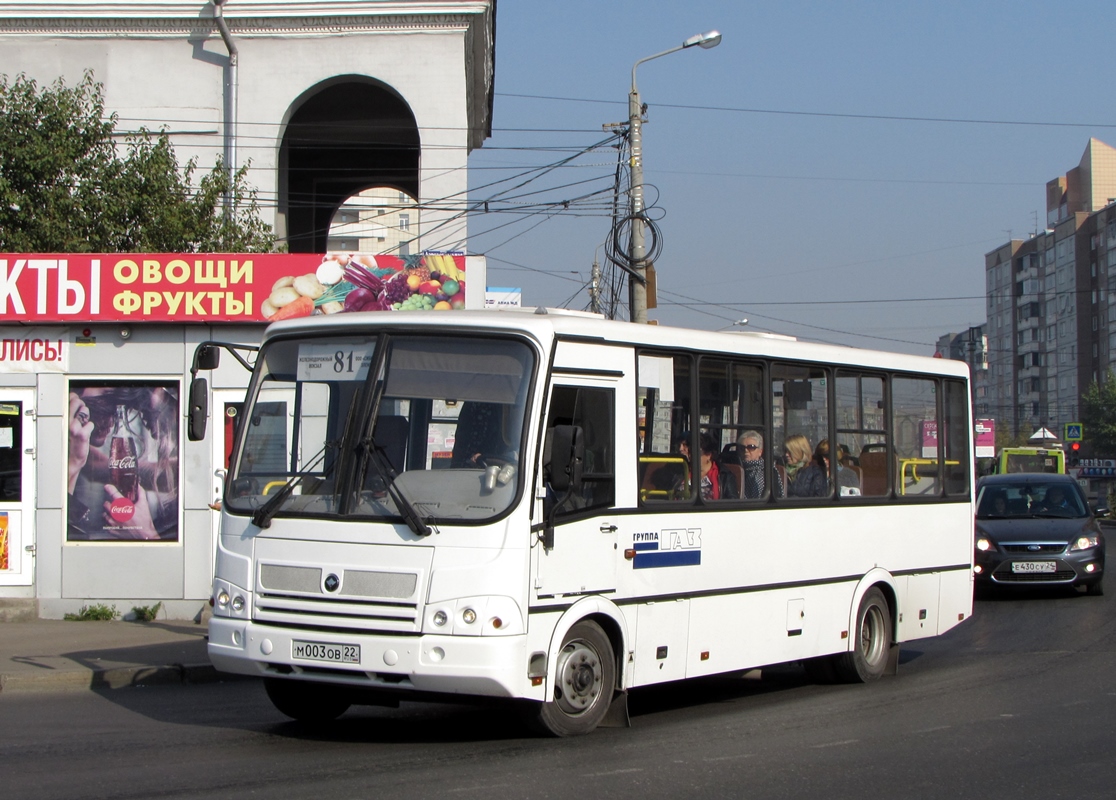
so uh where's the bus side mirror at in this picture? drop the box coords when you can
[187,377,209,441]
[547,425,584,492]
[194,344,220,371]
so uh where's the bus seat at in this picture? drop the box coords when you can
[721,462,743,497]
[858,450,888,496]
[372,415,409,473]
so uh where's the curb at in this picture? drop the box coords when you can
[0,663,255,694]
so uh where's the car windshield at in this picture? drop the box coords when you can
[224,333,535,525]
[976,481,1087,519]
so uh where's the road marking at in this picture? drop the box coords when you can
[704,753,756,762]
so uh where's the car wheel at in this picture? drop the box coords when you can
[264,678,351,723]
[833,588,892,683]
[527,620,615,737]
[1085,578,1104,596]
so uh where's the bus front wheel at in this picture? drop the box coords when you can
[530,620,616,736]
[264,677,352,723]
[833,588,892,683]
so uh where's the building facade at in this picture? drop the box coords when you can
[983,138,1116,441]
[0,0,495,619]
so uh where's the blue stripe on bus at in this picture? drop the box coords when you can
[633,550,701,569]
[632,542,659,551]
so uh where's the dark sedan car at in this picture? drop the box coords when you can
[974,473,1105,595]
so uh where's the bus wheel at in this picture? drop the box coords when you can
[531,621,615,736]
[833,588,892,683]
[264,678,351,723]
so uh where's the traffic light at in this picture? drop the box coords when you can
[1070,441,1081,453]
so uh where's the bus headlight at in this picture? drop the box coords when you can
[432,609,448,627]
[231,595,245,612]
[462,608,477,625]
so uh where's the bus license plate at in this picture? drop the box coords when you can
[292,641,361,664]
[1011,561,1057,574]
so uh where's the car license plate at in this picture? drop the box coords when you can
[291,640,360,664]
[1011,561,1057,574]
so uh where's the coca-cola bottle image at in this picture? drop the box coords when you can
[108,404,140,502]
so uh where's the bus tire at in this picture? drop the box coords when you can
[530,620,615,736]
[264,677,351,723]
[833,588,891,683]
[803,655,838,684]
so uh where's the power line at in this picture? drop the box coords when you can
[497,92,1116,130]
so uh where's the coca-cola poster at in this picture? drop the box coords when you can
[67,381,179,542]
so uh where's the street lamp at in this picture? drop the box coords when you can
[628,29,721,324]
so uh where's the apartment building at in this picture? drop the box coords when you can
[984,138,1116,439]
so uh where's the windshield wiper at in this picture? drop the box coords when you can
[359,440,432,537]
[251,442,334,529]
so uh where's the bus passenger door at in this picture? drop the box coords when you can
[535,356,632,599]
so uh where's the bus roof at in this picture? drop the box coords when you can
[263,307,971,378]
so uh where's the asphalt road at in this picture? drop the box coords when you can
[3,584,1114,800]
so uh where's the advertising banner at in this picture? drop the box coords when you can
[0,252,474,324]
[920,419,938,458]
[0,512,8,571]
[975,418,996,458]
[67,381,180,542]
[0,326,70,373]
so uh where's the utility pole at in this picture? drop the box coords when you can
[590,255,601,315]
[626,30,721,324]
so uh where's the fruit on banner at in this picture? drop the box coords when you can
[263,253,467,321]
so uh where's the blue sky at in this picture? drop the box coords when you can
[466,0,1116,355]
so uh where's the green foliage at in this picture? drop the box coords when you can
[130,602,163,622]
[994,428,1032,449]
[64,603,119,621]
[1080,371,1116,456]
[0,70,273,252]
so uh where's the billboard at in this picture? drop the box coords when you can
[0,252,483,324]
[67,381,180,542]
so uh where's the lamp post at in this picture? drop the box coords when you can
[628,29,721,324]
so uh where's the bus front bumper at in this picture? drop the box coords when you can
[208,617,532,699]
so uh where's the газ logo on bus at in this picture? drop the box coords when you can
[631,529,702,569]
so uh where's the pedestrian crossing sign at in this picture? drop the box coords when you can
[1065,423,1083,442]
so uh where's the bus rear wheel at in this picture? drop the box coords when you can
[529,620,615,737]
[833,588,892,683]
[264,677,352,723]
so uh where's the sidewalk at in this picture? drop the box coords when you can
[0,618,239,693]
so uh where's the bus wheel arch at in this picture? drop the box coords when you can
[834,582,896,683]
[528,599,628,736]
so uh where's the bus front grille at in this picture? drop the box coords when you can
[255,563,421,632]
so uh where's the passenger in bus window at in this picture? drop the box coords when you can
[790,439,858,497]
[783,434,812,486]
[699,432,738,500]
[738,430,784,499]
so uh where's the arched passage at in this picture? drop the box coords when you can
[279,77,420,253]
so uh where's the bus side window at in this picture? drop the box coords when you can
[546,386,615,514]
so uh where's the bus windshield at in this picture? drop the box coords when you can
[224,333,535,525]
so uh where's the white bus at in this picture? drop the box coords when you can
[194,308,974,736]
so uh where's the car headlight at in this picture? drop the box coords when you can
[1068,534,1100,552]
[976,537,995,552]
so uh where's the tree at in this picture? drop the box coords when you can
[1080,371,1116,455]
[0,71,274,252]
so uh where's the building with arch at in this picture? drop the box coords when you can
[0,0,495,618]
